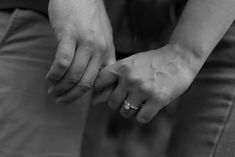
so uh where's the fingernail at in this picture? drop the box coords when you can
[45,73,53,81]
[45,74,60,83]
[48,86,53,94]
[55,97,67,104]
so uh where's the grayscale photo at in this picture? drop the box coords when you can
[0,0,235,157]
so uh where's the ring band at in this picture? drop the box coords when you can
[124,100,139,110]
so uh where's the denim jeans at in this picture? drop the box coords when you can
[167,25,235,157]
[0,9,90,157]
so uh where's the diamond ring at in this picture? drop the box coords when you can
[124,100,139,110]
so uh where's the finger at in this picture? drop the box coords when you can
[76,53,102,94]
[136,100,161,124]
[55,54,101,104]
[94,65,118,90]
[120,90,146,118]
[56,83,90,105]
[107,82,127,110]
[48,47,91,96]
[46,36,76,82]
[92,85,115,105]
[101,46,116,66]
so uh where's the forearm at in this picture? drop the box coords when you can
[170,0,235,73]
[48,0,108,29]
[74,0,111,38]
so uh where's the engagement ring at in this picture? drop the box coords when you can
[124,100,139,110]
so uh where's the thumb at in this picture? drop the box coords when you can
[94,63,118,90]
[102,46,116,66]
[105,57,116,66]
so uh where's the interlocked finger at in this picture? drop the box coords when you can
[107,82,127,110]
[120,91,145,118]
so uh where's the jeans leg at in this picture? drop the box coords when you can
[167,25,235,157]
[0,9,89,157]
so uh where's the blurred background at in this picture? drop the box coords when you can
[81,0,187,157]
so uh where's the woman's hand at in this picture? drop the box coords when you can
[94,44,197,123]
[46,0,115,104]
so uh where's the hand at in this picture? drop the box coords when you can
[46,0,116,104]
[94,44,196,123]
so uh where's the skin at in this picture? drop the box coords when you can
[94,0,235,123]
[46,0,115,104]
[94,45,194,123]
[46,0,235,123]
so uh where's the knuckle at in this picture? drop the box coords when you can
[154,91,169,105]
[56,58,70,70]
[59,52,72,63]
[126,76,142,89]
[139,83,152,93]
[98,40,109,52]
[60,43,74,53]
[77,83,92,93]
[83,37,108,53]
[127,74,138,82]
[83,37,95,47]
[139,83,168,104]
[96,38,107,51]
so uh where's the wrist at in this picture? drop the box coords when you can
[166,41,207,76]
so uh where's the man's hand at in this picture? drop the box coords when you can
[94,44,196,123]
[46,0,115,104]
